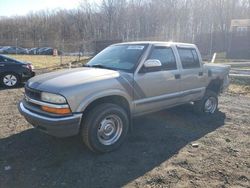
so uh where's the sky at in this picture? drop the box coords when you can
[0,0,88,17]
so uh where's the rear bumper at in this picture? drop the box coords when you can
[18,102,82,137]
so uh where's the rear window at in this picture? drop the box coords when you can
[177,48,200,69]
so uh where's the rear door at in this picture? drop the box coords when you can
[176,46,206,102]
[133,45,182,115]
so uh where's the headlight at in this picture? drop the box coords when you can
[41,92,67,104]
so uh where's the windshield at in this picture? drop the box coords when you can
[87,44,147,72]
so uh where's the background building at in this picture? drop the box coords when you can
[227,19,250,59]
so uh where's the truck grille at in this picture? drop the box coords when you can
[25,87,41,100]
[24,87,44,115]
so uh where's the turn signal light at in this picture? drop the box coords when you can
[41,106,71,115]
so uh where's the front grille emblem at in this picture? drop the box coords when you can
[24,95,31,102]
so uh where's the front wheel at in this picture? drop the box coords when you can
[1,73,20,88]
[194,90,218,115]
[81,103,129,153]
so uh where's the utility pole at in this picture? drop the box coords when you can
[60,39,64,66]
[38,39,41,55]
[209,24,214,58]
[15,38,18,55]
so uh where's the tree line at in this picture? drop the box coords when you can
[0,0,249,52]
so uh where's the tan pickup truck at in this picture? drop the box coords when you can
[19,42,230,153]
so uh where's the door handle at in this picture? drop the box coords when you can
[175,74,181,79]
[198,72,203,76]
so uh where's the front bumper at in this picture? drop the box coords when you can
[18,102,82,137]
[21,71,35,82]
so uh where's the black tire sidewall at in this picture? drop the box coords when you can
[83,104,129,153]
[194,90,219,115]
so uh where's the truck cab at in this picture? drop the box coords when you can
[133,42,207,115]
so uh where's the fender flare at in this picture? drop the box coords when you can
[76,89,133,113]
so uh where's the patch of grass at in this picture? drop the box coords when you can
[228,84,250,96]
[231,77,250,86]
[216,52,226,59]
[212,53,250,64]
[229,77,250,96]
[8,55,88,69]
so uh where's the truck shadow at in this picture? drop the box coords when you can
[0,105,226,188]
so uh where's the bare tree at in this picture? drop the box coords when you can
[0,0,249,54]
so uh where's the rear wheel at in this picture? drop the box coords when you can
[81,103,129,153]
[194,90,218,115]
[1,73,20,88]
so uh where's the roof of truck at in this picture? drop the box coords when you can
[114,41,196,48]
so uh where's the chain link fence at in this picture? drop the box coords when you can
[1,31,249,70]
[0,39,97,70]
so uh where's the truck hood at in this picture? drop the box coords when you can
[27,67,120,93]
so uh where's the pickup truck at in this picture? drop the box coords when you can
[18,42,230,153]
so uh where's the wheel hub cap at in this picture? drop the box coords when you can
[103,123,115,136]
[204,97,217,113]
[3,75,17,86]
[97,115,123,145]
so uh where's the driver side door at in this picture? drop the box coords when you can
[133,45,182,115]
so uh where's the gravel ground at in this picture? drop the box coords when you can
[0,87,249,188]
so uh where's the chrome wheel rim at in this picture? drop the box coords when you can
[204,97,217,113]
[3,74,17,86]
[97,114,123,145]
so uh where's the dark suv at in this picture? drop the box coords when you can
[0,55,35,88]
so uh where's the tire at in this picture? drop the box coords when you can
[81,103,129,153]
[1,73,20,88]
[194,90,218,115]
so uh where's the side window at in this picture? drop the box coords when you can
[0,56,5,62]
[0,56,9,62]
[149,46,177,70]
[177,48,200,69]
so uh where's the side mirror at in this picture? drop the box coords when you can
[139,59,162,73]
[144,59,162,68]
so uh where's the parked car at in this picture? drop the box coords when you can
[0,46,61,55]
[35,47,62,55]
[0,55,35,87]
[18,42,230,153]
[28,48,40,55]
[0,46,28,54]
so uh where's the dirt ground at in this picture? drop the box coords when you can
[0,86,249,188]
